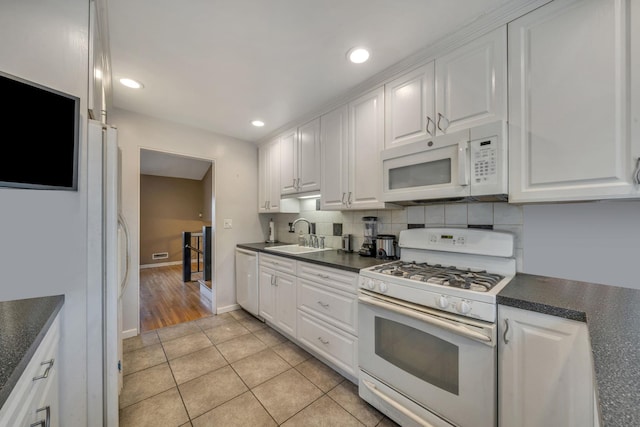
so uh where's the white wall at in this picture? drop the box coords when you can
[523,200,640,290]
[0,1,90,426]
[111,109,263,334]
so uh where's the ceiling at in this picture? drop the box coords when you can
[107,0,514,143]
[140,149,212,180]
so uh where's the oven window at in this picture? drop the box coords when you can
[375,317,459,395]
[388,158,451,190]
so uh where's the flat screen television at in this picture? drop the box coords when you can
[0,71,80,191]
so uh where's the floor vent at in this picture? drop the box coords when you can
[152,252,169,260]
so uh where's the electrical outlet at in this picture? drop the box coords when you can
[223,219,232,229]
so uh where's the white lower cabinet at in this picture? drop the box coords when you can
[259,254,297,338]
[498,305,595,427]
[0,312,61,427]
[296,262,359,380]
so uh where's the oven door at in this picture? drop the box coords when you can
[358,291,496,427]
[381,130,471,203]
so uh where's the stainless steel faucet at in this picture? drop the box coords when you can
[291,218,316,246]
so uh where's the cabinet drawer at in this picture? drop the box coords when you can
[297,311,358,377]
[0,314,60,426]
[297,262,357,293]
[259,253,296,275]
[297,278,357,335]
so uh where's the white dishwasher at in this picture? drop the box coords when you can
[235,247,259,316]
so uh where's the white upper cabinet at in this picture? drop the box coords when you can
[435,26,507,135]
[320,105,349,210]
[509,0,640,203]
[280,119,321,196]
[384,27,506,149]
[321,87,391,210]
[258,138,298,213]
[384,63,435,148]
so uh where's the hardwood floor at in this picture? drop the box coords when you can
[140,264,212,332]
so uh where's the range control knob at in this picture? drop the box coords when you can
[366,278,376,290]
[379,282,388,293]
[456,300,472,314]
[436,295,449,309]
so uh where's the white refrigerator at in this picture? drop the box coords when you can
[87,119,130,427]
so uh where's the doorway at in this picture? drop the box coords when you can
[138,148,216,331]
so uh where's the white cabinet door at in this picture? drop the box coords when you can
[274,271,297,337]
[498,305,594,427]
[509,0,640,203]
[279,129,297,195]
[258,143,269,212]
[259,263,296,338]
[320,105,349,210]
[349,87,385,209]
[258,266,276,323]
[435,26,506,135]
[297,117,321,193]
[384,62,435,148]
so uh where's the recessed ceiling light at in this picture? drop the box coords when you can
[347,47,370,64]
[119,78,144,89]
[251,120,265,127]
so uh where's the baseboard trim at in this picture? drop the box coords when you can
[217,304,241,314]
[122,328,138,339]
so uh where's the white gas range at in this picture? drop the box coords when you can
[357,227,515,427]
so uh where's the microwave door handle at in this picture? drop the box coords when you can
[458,140,470,186]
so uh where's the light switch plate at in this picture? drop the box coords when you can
[223,219,232,229]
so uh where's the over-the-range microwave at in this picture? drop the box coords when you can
[381,121,507,205]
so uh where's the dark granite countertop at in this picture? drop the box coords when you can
[237,242,390,272]
[0,295,64,409]
[498,274,640,427]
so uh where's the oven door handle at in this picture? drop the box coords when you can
[358,294,493,345]
[362,379,436,427]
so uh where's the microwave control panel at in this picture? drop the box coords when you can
[470,137,498,185]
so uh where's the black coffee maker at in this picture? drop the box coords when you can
[358,216,378,257]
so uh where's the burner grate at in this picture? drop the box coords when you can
[371,261,504,292]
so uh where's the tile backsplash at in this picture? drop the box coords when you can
[262,201,524,272]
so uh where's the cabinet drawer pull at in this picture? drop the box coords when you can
[426,116,435,136]
[33,359,54,381]
[316,301,330,309]
[437,113,449,132]
[30,405,51,427]
[316,273,330,279]
[317,336,329,345]
[503,319,510,344]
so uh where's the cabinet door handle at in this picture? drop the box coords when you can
[270,275,275,286]
[317,301,330,309]
[426,116,435,136]
[30,406,51,427]
[347,192,353,207]
[437,113,449,132]
[317,336,329,345]
[273,276,278,286]
[33,359,54,381]
[297,178,301,190]
[503,319,510,344]
[341,192,346,205]
[633,158,640,184]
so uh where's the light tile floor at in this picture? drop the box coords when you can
[120,309,400,427]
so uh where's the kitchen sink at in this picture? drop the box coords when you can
[265,244,333,255]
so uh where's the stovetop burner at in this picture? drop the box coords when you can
[370,261,504,292]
